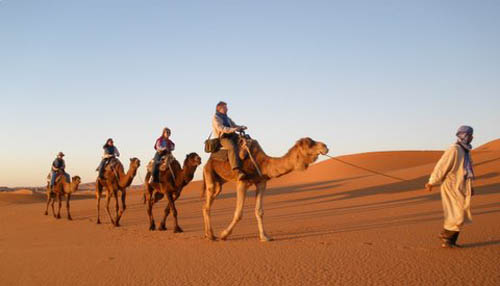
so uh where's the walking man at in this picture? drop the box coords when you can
[425,125,475,248]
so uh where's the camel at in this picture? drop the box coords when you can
[44,174,81,220]
[144,152,202,231]
[96,157,141,226]
[202,136,328,241]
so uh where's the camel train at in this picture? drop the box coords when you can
[43,101,328,242]
[43,134,327,242]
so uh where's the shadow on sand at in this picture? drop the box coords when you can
[462,240,500,249]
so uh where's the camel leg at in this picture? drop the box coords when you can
[202,182,219,240]
[255,182,272,242]
[116,189,126,226]
[144,171,153,204]
[105,191,115,225]
[146,189,156,231]
[51,194,56,218]
[113,191,120,227]
[66,193,72,220]
[56,193,62,219]
[166,192,182,233]
[220,181,247,240]
[159,203,170,231]
[96,180,103,224]
[157,184,169,230]
[44,189,51,216]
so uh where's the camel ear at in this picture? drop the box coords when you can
[307,137,316,147]
[297,138,307,148]
[300,137,314,148]
[130,158,133,162]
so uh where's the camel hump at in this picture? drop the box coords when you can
[209,149,229,161]
[48,172,69,185]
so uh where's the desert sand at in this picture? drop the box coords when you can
[1,140,499,285]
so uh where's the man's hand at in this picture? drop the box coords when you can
[239,126,248,131]
[425,183,433,192]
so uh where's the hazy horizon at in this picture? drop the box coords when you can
[1,0,499,187]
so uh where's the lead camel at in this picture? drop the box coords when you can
[202,137,328,241]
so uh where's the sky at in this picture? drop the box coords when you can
[0,0,499,187]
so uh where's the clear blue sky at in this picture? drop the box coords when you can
[1,0,499,187]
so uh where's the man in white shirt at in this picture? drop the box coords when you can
[212,101,247,180]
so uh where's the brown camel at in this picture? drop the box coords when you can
[44,174,81,220]
[144,152,201,232]
[202,136,328,241]
[96,157,141,226]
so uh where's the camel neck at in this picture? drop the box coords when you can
[257,148,298,179]
[61,180,77,193]
[119,166,137,188]
[180,164,197,186]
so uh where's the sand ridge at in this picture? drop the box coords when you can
[1,140,499,285]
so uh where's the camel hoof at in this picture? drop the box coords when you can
[97,220,101,224]
[114,222,120,227]
[67,216,72,221]
[158,224,167,231]
[174,227,183,233]
[205,235,217,241]
[56,215,61,219]
[149,224,156,231]
[260,236,274,242]
[44,211,48,216]
[219,231,229,241]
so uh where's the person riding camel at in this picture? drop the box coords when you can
[50,152,70,187]
[97,138,120,179]
[152,127,175,183]
[212,101,248,180]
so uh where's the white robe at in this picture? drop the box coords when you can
[428,143,473,232]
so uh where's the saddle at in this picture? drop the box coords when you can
[46,171,68,185]
[146,154,176,173]
[209,138,253,162]
[104,157,121,170]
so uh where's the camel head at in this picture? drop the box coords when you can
[71,176,81,192]
[129,157,141,170]
[184,152,202,168]
[293,137,329,170]
[72,176,81,185]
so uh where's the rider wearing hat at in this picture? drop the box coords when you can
[50,152,70,187]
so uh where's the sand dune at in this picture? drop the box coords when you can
[1,140,499,285]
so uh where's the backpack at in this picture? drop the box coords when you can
[204,132,221,153]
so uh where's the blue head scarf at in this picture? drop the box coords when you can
[216,111,231,127]
[456,125,474,179]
